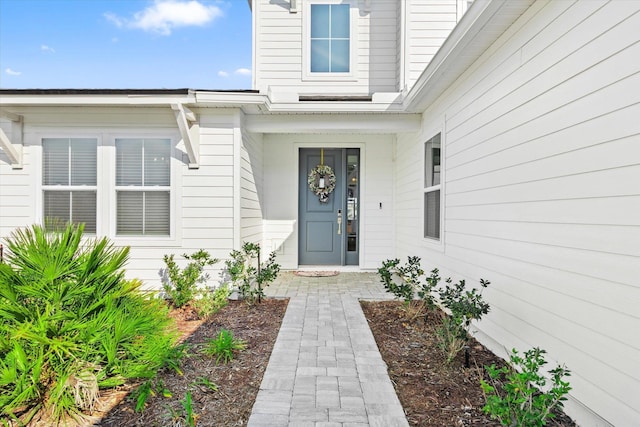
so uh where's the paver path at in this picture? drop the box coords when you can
[247,272,409,427]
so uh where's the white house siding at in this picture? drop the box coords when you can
[0,107,244,291]
[239,126,265,246]
[253,0,399,96]
[395,1,640,426]
[404,0,458,90]
[262,133,395,270]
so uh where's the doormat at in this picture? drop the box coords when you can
[294,271,340,277]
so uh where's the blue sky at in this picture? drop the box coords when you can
[0,0,253,89]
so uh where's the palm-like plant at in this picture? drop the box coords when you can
[0,223,177,425]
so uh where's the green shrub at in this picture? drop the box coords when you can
[480,347,572,426]
[203,329,247,364]
[162,250,218,308]
[437,277,490,363]
[0,223,177,425]
[378,257,490,363]
[225,242,280,305]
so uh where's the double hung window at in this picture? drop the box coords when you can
[310,3,350,73]
[116,138,171,236]
[424,134,441,240]
[42,138,97,233]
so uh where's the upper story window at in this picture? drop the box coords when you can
[424,133,441,240]
[42,138,97,233]
[310,4,350,73]
[115,138,171,236]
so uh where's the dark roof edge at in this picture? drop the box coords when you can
[0,88,259,95]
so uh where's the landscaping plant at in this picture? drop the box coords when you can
[162,249,218,309]
[191,283,230,319]
[225,242,280,305]
[378,257,491,363]
[203,329,247,364]
[437,277,491,363]
[480,347,572,426]
[0,223,177,425]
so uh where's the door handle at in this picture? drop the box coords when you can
[337,209,342,235]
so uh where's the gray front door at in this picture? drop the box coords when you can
[299,148,360,265]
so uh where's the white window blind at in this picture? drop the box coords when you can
[42,138,97,233]
[116,138,171,236]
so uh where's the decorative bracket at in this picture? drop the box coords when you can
[0,109,23,169]
[290,0,298,13]
[171,103,199,169]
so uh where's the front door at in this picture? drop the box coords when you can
[298,148,359,265]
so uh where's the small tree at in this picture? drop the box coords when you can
[225,242,280,305]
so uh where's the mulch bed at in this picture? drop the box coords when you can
[97,299,288,427]
[361,300,576,427]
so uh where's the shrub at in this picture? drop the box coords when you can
[437,277,491,363]
[480,347,572,426]
[0,223,177,425]
[162,250,218,308]
[191,284,230,319]
[378,257,490,363]
[203,329,247,364]
[225,242,280,305]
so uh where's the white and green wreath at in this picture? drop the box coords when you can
[308,164,336,203]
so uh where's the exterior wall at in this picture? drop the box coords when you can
[262,133,395,270]
[253,0,399,96]
[404,0,458,90]
[0,119,33,239]
[0,107,243,291]
[239,127,265,245]
[395,1,640,425]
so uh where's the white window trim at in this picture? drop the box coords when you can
[35,133,103,235]
[423,131,444,247]
[302,0,358,82]
[108,132,180,245]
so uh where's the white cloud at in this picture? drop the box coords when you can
[235,68,251,76]
[106,0,223,36]
[5,68,21,76]
[41,44,55,53]
[217,70,229,78]
[104,12,124,28]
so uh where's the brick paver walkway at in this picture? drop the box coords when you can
[247,272,409,427]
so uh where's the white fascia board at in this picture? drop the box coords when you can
[0,94,196,107]
[244,113,421,134]
[404,0,534,113]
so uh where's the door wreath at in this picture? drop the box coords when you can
[308,164,336,203]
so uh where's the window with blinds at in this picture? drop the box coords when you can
[42,138,97,233]
[115,138,171,236]
[424,133,441,240]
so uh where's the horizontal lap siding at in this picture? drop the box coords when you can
[0,145,33,238]
[406,1,457,89]
[240,129,264,246]
[255,0,398,94]
[396,1,640,425]
[119,111,239,288]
